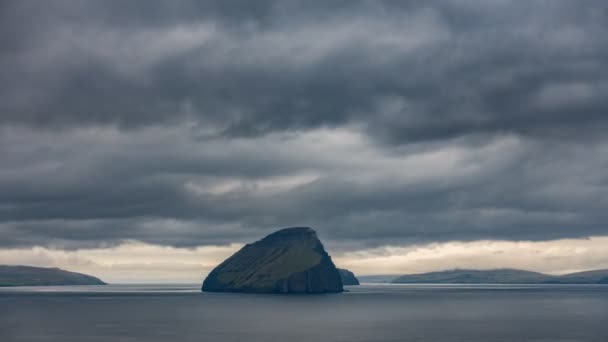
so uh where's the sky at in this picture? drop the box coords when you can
[1,0,608,283]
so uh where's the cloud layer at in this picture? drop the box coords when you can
[1,0,607,251]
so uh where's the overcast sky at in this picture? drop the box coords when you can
[1,0,607,282]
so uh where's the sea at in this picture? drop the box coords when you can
[1,284,607,342]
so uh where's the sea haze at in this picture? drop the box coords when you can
[1,284,607,342]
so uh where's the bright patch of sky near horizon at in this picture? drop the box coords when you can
[1,237,607,283]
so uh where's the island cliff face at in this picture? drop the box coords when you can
[202,227,343,293]
[338,268,360,285]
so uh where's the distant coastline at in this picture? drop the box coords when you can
[0,265,106,287]
[359,268,608,284]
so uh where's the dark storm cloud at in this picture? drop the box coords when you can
[1,0,607,249]
[3,0,608,140]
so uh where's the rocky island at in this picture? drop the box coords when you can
[202,227,343,293]
[0,265,106,286]
[338,268,360,285]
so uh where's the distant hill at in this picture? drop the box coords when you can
[391,268,608,284]
[547,269,608,284]
[392,269,549,284]
[0,265,106,286]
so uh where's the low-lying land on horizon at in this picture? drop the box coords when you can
[0,265,106,287]
[361,268,608,284]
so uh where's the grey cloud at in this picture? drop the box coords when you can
[1,0,608,249]
[2,0,608,142]
[1,125,607,249]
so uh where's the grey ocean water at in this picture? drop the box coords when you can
[1,284,607,342]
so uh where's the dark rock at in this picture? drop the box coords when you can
[202,227,343,293]
[0,265,106,286]
[338,268,360,285]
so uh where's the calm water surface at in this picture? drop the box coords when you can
[1,284,607,342]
